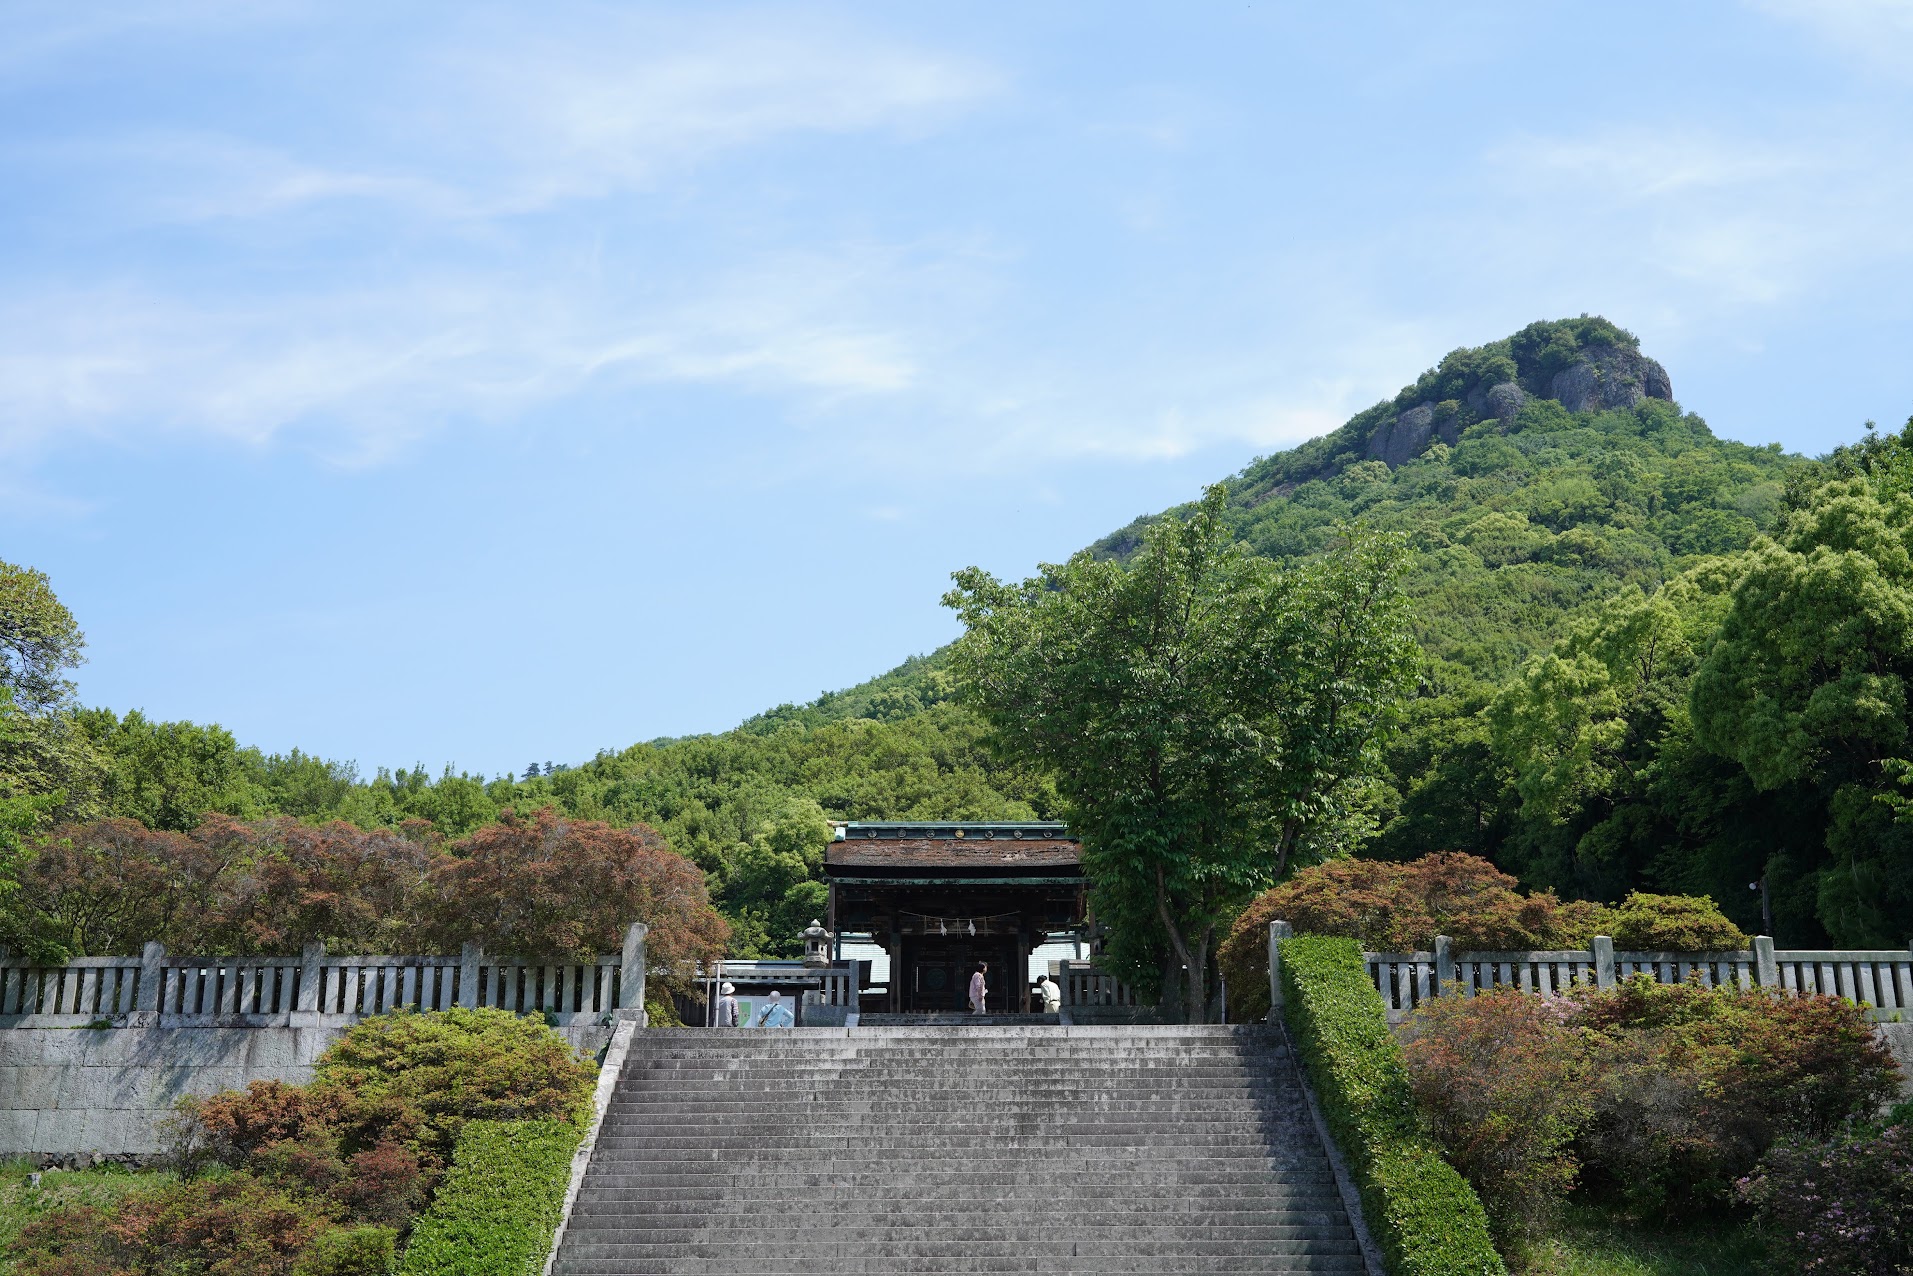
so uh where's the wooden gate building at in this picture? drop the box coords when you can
[823,822,1086,1014]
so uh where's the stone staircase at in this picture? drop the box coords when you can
[552,1024,1368,1276]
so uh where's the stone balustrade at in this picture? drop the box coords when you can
[0,922,650,1030]
[1264,920,1913,1025]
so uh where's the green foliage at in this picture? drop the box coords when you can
[395,1119,580,1276]
[72,709,265,832]
[1692,473,1913,944]
[0,1161,161,1268]
[293,1225,397,1276]
[1503,1202,1766,1276]
[0,558,87,715]
[946,487,1419,1019]
[1278,935,1506,1276]
[50,1011,599,1275]
[1596,893,1748,951]
[311,1009,595,1170]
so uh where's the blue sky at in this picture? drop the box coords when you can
[4,2,1912,778]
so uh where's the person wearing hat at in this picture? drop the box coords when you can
[717,982,739,1028]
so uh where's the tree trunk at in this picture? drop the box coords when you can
[1184,957,1207,1024]
[1153,864,1205,1024]
[1157,947,1186,1023]
[1183,930,1211,1026]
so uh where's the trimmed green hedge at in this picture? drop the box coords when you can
[397,1118,582,1276]
[1279,935,1505,1276]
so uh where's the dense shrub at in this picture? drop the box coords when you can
[1572,978,1899,1216]
[293,1225,397,1276]
[1221,853,1747,1020]
[1738,1121,1913,1275]
[12,1175,337,1276]
[1398,974,1901,1226]
[1599,892,1750,950]
[1278,935,1506,1275]
[396,1119,581,1276]
[1401,990,1591,1234]
[309,1008,595,1169]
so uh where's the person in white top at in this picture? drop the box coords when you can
[968,962,988,1014]
[1037,974,1061,1014]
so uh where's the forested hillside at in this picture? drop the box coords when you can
[11,317,1912,953]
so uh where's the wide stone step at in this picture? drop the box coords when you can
[570,1201,1346,1216]
[574,1169,1343,1193]
[554,1254,1365,1274]
[582,1214,1347,1234]
[553,1024,1360,1276]
[561,1238,1358,1259]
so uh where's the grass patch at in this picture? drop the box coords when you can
[1507,1204,1766,1276]
[0,1161,167,1272]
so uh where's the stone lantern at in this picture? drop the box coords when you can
[802,919,832,968]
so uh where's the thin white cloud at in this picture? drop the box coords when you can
[1484,124,1913,312]
[0,249,930,466]
[1749,0,1913,73]
[443,11,998,212]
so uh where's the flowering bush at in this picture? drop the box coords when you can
[1738,1122,1913,1275]
[1401,990,1591,1234]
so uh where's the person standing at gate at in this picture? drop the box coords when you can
[717,981,739,1028]
[969,962,988,1015]
[1038,973,1061,1014]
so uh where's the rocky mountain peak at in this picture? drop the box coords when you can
[1365,318,1673,468]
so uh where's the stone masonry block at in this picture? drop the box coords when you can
[0,1066,64,1110]
[0,1107,42,1157]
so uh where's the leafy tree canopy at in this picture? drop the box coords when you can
[943,486,1418,1019]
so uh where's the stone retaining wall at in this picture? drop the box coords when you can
[0,1021,615,1165]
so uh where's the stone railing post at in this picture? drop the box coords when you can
[1433,934,1453,998]
[1267,921,1293,1022]
[135,941,166,1013]
[1592,934,1616,990]
[619,923,649,1014]
[1754,935,1779,990]
[296,941,325,1015]
[458,941,482,1010]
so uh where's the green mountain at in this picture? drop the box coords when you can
[1097,316,1801,689]
[28,316,1881,951]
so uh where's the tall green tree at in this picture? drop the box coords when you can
[943,486,1418,1020]
[75,708,265,832]
[0,559,86,714]
[1692,476,1913,944]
